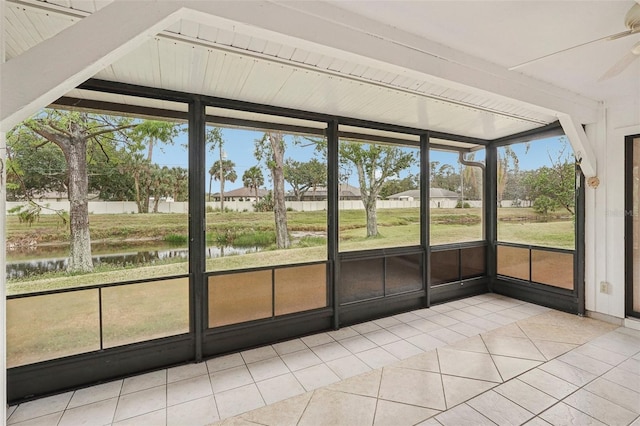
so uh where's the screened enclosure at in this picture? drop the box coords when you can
[4,80,584,403]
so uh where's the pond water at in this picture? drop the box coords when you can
[6,244,260,280]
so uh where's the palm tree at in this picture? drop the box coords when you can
[210,159,237,211]
[242,166,264,201]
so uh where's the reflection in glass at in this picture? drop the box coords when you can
[386,254,422,295]
[275,264,327,315]
[531,250,574,290]
[461,246,486,279]
[102,278,189,348]
[340,258,384,303]
[7,290,100,367]
[209,270,272,327]
[634,138,640,312]
[497,246,529,281]
[430,250,459,285]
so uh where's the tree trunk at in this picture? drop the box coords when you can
[65,140,93,272]
[147,137,155,163]
[365,200,378,237]
[133,173,144,213]
[354,162,379,238]
[143,186,150,213]
[153,197,160,213]
[208,174,213,202]
[270,134,290,248]
[220,174,225,212]
[254,186,259,202]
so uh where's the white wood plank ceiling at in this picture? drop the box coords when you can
[4,0,560,140]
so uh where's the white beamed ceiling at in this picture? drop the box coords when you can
[4,0,566,139]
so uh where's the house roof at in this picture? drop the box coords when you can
[290,184,361,198]
[387,188,459,199]
[213,187,269,198]
[430,188,460,199]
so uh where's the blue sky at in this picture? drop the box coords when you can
[152,126,569,193]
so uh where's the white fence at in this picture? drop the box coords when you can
[6,201,188,215]
[6,199,495,215]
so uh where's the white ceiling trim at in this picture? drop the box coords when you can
[0,1,184,130]
[161,31,550,127]
[178,0,601,123]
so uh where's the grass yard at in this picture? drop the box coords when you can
[6,207,574,295]
[4,206,575,367]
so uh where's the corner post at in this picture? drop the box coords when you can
[327,120,340,329]
[189,99,206,361]
[485,143,498,290]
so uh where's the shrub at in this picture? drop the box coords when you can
[297,236,326,248]
[533,195,558,219]
[253,192,274,212]
[233,230,276,247]
[455,201,471,209]
[164,234,188,245]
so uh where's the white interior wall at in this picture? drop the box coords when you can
[585,98,640,319]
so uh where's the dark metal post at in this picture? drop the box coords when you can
[421,133,430,307]
[327,120,340,329]
[189,99,206,362]
[576,164,586,315]
[485,144,498,290]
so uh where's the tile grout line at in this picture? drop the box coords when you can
[12,296,640,426]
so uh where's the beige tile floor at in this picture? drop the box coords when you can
[7,293,640,426]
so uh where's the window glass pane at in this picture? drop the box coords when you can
[7,290,100,367]
[340,258,384,303]
[634,138,640,311]
[386,254,422,295]
[6,109,189,294]
[430,249,459,285]
[497,137,575,249]
[461,246,486,279]
[497,246,529,281]
[102,278,189,348]
[531,250,574,290]
[430,148,484,245]
[204,125,327,272]
[208,270,272,327]
[275,264,327,316]
[338,137,420,252]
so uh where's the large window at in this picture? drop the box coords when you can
[496,137,575,249]
[429,147,485,245]
[626,135,640,317]
[204,123,327,272]
[495,135,576,291]
[5,109,189,294]
[5,106,191,364]
[338,137,420,252]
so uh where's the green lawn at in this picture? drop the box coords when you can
[4,206,575,367]
[6,207,574,295]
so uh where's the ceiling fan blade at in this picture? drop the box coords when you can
[599,51,640,81]
[607,29,636,40]
[509,33,620,70]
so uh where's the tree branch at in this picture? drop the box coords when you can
[87,124,137,139]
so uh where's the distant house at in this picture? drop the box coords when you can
[32,191,101,202]
[211,186,269,202]
[286,183,362,201]
[387,188,460,207]
[387,189,421,201]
